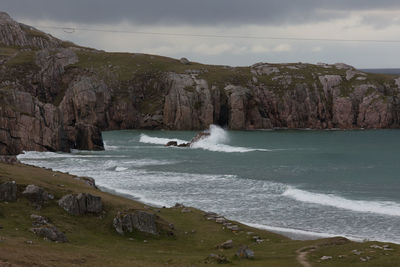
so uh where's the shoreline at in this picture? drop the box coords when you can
[1,161,400,266]
[16,159,397,245]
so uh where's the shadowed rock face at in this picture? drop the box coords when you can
[1,12,400,155]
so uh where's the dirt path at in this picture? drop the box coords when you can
[296,246,316,267]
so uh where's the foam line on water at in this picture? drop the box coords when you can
[139,134,188,145]
[283,187,400,217]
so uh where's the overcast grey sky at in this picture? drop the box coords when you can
[3,1,400,68]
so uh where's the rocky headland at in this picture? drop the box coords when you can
[1,11,400,155]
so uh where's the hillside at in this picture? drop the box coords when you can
[1,162,400,266]
[1,11,400,155]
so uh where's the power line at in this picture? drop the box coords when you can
[32,24,400,43]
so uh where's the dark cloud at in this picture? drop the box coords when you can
[3,0,400,26]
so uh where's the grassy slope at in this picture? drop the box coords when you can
[0,163,399,267]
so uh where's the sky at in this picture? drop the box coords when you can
[3,0,400,68]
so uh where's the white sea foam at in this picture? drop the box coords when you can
[103,141,119,151]
[283,187,400,217]
[115,166,128,172]
[139,134,188,145]
[190,125,265,152]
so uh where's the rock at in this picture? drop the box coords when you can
[206,254,229,264]
[113,210,159,235]
[58,193,102,215]
[165,141,178,146]
[320,256,332,260]
[215,217,226,224]
[174,203,184,208]
[177,143,190,147]
[30,214,50,227]
[236,246,254,259]
[180,57,190,65]
[181,208,191,213]
[75,177,97,189]
[352,249,362,255]
[227,225,240,231]
[0,156,19,164]
[22,185,53,205]
[217,240,233,249]
[0,181,17,202]
[31,226,67,243]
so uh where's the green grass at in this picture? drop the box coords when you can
[0,163,399,266]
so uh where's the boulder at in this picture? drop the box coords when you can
[236,246,254,259]
[206,254,229,264]
[58,193,102,215]
[217,239,233,249]
[31,226,67,243]
[30,213,67,242]
[30,214,50,227]
[180,57,190,65]
[165,141,178,147]
[22,185,53,205]
[0,181,17,202]
[113,210,158,235]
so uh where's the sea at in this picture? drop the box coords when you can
[17,125,400,243]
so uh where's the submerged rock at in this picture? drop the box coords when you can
[0,181,17,202]
[58,193,102,215]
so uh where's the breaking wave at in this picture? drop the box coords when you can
[139,125,270,153]
[283,187,400,217]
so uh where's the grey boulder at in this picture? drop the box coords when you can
[0,181,17,202]
[236,246,254,259]
[113,210,159,235]
[58,193,102,215]
[31,226,68,243]
[23,185,53,205]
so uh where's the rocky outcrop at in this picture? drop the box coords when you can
[1,12,400,155]
[0,12,61,49]
[30,214,67,242]
[113,210,159,235]
[0,181,17,201]
[58,193,102,215]
[22,185,53,207]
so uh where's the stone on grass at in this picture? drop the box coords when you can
[113,210,158,235]
[31,226,67,243]
[217,240,233,249]
[180,57,190,65]
[236,246,254,259]
[30,214,50,227]
[320,256,332,260]
[0,181,17,202]
[23,185,53,206]
[58,193,102,215]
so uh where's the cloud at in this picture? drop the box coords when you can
[3,0,400,27]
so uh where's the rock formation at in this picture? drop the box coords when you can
[0,181,17,201]
[113,210,159,235]
[58,193,102,215]
[1,12,400,155]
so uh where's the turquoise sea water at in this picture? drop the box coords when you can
[18,126,400,243]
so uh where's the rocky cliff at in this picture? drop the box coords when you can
[1,11,399,155]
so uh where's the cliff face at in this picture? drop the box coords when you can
[1,12,400,155]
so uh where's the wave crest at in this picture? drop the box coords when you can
[283,187,400,217]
